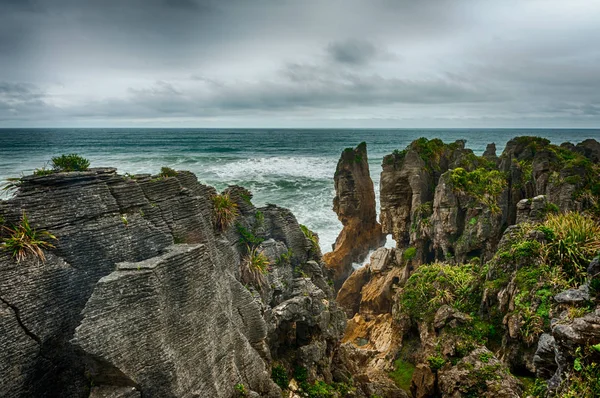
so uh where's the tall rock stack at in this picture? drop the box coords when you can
[324,142,385,290]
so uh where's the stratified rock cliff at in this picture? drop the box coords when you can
[0,168,345,397]
[337,136,600,398]
[324,142,385,290]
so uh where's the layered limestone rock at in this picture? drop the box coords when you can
[324,142,385,289]
[0,168,345,397]
[335,137,600,397]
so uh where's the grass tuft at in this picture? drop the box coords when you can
[1,212,57,263]
[212,193,239,231]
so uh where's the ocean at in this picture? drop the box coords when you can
[1,128,599,253]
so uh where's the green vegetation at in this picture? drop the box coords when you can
[293,366,308,383]
[552,347,600,398]
[276,248,293,266]
[402,246,417,261]
[300,224,319,253]
[271,364,289,390]
[234,383,247,397]
[239,191,253,205]
[212,193,239,231]
[159,166,178,177]
[399,262,483,320]
[543,212,600,284]
[388,359,415,390]
[240,245,270,288]
[51,154,90,172]
[449,167,507,213]
[33,167,54,176]
[0,212,57,263]
[236,224,264,247]
[427,356,446,371]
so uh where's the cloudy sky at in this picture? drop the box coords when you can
[1,0,600,127]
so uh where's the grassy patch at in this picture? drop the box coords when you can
[159,166,178,177]
[389,359,415,390]
[449,167,507,213]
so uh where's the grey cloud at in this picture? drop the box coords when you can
[327,39,378,66]
[1,0,600,126]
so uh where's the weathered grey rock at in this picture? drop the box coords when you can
[0,168,346,397]
[438,347,522,398]
[73,244,280,398]
[433,305,471,329]
[554,284,591,304]
[533,333,557,379]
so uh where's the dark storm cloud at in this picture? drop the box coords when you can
[1,0,600,126]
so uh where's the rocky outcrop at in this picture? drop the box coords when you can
[0,168,345,397]
[324,142,385,289]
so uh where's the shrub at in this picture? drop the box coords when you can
[212,194,239,231]
[271,364,289,390]
[240,246,270,288]
[399,262,482,320]
[427,356,446,371]
[33,167,54,176]
[237,224,264,247]
[402,246,417,261]
[51,154,90,172]
[1,212,57,263]
[449,167,507,213]
[542,212,600,283]
[159,166,178,177]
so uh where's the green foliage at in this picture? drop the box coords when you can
[427,356,446,371]
[33,167,54,176]
[544,202,560,214]
[271,364,289,390]
[234,383,247,397]
[478,351,493,363]
[51,154,90,172]
[293,366,308,383]
[1,212,57,263]
[300,224,319,253]
[388,359,415,390]
[402,246,417,261]
[410,137,446,167]
[236,224,264,247]
[240,246,270,288]
[399,262,482,320]
[254,210,264,226]
[212,193,239,231]
[276,248,293,266]
[555,347,600,397]
[513,240,542,259]
[468,217,478,226]
[159,166,178,177]
[239,192,253,205]
[415,201,433,219]
[449,167,507,213]
[542,212,600,284]
[299,380,353,398]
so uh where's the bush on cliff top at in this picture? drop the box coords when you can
[1,212,57,263]
[212,193,239,231]
[399,262,483,320]
[51,154,90,172]
[449,167,507,213]
[159,166,178,178]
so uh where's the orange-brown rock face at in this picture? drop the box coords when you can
[323,142,385,289]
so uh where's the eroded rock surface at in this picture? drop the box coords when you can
[324,142,385,289]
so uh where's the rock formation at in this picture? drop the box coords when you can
[0,168,346,397]
[324,142,385,290]
[335,136,600,397]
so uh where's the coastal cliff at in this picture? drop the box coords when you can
[324,142,385,290]
[336,136,600,397]
[0,169,345,397]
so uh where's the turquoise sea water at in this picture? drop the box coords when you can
[1,128,599,251]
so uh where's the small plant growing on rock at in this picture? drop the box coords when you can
[51,154,90,172]
[427,356,446,371]
[271,363,289,390]
[212,193,239,231]
[1,212,57,263]
[33,166,54,176]
[300,224,319,253]
[234,383,247,397]
[240,245,270,288]
[402,246,417,261]
[159,167,178,178]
